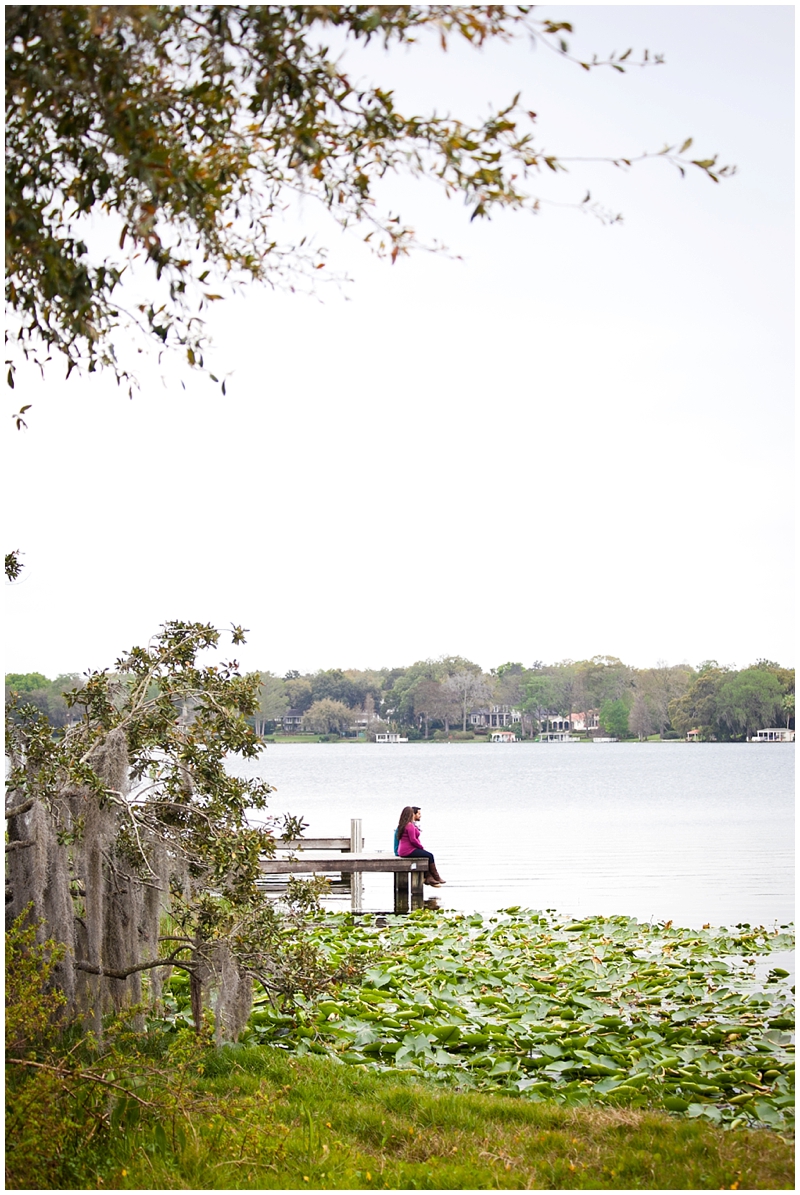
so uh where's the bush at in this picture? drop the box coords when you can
[6,910,213,1189]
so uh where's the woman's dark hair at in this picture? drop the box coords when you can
[396,805,416,836]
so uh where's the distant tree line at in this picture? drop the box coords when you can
[250,656,795,742]
[8,656,793,744]
[4,671,81,728]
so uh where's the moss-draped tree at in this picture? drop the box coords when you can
[6,621,324,1038]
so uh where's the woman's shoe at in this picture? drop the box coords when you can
[425,880,442,887]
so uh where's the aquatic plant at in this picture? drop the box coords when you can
[243,909,794,1132]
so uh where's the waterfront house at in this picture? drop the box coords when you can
[281,708,305,733]
[752,727,795,742]
[570,710,600,732]
[469,704,522,728]
[375,732,409,744]
[490,729,517,743]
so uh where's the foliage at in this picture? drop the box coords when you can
[5,670,81,728]
[12,653,793,741]
[600,698,632,739]
[5,670,51,693]
[523,673,559,730]
[5,621,326,1035]
[303,697,354,735]
[716,669,785,741]
[252,670,289,736]
[5,5,734,393]
[444,669,493,733]
[5,906,67,1058]
[669,666,727,740]
[7,1020,213,1189]
[668,663,793,741]
[5,549,23,581]
[5,903,204,1188]
[310,669,364,709]
[242,908,795,1136]
[635,662,694,737]
[629,694,654,741]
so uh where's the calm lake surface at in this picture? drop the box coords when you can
[233,743,794,929]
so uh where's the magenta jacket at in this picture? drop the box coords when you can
[397,821,423,856]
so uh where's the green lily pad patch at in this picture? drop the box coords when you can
[243,907,794,1133]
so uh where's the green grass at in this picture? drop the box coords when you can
[71,1046,796,1189]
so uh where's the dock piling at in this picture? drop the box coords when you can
[350,818,363,912]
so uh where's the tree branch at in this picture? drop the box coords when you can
[74,948,194,980]
[5,797,35,818]
[6,1058,157,1106]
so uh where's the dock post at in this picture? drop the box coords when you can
[410,866,424,909]
[350,818,363,912]
[393,871,409,914]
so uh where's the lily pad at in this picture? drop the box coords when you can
[236,907,794,1132]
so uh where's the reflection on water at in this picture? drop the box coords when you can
[233,742,794,929]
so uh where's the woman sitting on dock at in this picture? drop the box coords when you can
[395,805,445,887]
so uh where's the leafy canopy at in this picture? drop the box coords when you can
[5,5,733,393]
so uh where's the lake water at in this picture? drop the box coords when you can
[233,743,794,930]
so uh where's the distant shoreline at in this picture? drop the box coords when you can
[258,736,793,746]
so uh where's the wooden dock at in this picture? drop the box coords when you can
[259,820,429,913]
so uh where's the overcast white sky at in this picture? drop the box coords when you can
[4,5,795,680]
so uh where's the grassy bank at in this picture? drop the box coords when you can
[7,908,794,1189]
[9,1043,794,1190]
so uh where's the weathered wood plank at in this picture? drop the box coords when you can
[277,838,352,851]
[259,852,428,875]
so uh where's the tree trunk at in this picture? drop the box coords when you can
[190,967,203,1035]
[190,933,204,1034]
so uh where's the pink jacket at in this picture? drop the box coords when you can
[397,821,423,856]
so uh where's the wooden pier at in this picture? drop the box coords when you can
[259,819,428,913]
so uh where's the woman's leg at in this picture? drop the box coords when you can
[406,847,443,884]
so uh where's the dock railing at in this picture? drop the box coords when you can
[260,818,428,912]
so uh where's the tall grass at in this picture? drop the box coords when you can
[8,1042,793,1189]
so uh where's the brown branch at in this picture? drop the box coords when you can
[5,797,35,818]
[6,1058,156,1106]
[5,838,35,852]
[74,947,194,980]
